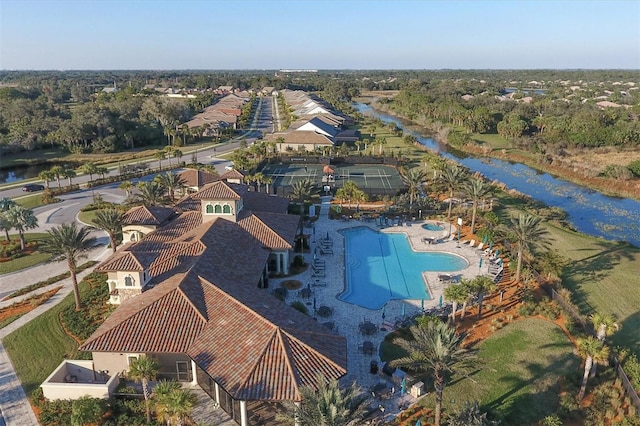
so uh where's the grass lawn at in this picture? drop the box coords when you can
[415,318,578,424]
[0,233,53,275]
[2,282,94,396]
[543,223,640,355]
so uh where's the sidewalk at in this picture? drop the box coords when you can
[0,245,112,426]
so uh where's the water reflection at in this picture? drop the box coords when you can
[356,103,640,247]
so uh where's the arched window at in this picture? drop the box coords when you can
[214,204,222,213]
[205,204,214,214]
[222,204,232,214]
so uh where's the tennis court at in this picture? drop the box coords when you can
[260,163,403,194]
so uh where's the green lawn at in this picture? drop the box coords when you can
[416,318,578,424]
[3,281,94,396]
[0,233,53,275]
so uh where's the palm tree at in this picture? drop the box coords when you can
[439,163,466,222]
[79,162,98,182]
[153,381,197,426]
[392,321,473,426]
[5,205,38,250]
[155,150,166,171]
[463,178,491,235]
[118,180,134,199]
[282,373,369,426]
[62,168,76,187]
[290,179,315,238]
[467,275,496,319]
[503,213,550,283]
[38,170,55,189]
[93,209,123,253]
[128,355,160,424]
[136,181,165,207]
[576,336,610,400]
[155,171,185,202]
[41,223,96,311]
[444,283,471,322]
[50,165,64,188]
[0,198,17,242]
[401,167,427,216]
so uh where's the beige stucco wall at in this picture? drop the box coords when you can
[41,360,119,401]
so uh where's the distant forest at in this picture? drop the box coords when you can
[1,69,639,178]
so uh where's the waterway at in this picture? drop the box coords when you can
[355,102,640,248]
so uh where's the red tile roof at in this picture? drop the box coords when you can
[123,206,175,226]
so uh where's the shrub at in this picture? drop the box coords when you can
[290,301,308,315]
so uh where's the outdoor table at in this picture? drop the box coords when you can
[360,322,377,335]
[317,305,332,318]
[363,340,375,355]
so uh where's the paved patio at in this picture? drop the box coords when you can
[268,196,488,420]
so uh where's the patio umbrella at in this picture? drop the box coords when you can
[438,295,443,308]
[401,377,407,395]
[401,303,406,318]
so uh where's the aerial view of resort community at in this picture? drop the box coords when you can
[1,1,639,425]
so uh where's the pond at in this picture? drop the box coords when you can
[355,102,640,248]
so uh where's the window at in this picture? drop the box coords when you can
[205,204,214,214]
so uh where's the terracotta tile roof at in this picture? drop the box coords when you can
[242,191,289,214]
[219,169,244,181]
[97,251,158,272]
[192,181,249,200]
[238,212,298,250]
[122,206,175,226]
[178,169,220,189]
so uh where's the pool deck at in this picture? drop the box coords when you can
[270,196,490,419]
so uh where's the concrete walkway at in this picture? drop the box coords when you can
[0,245,112,426]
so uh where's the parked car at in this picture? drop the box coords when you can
[22,184,45,192]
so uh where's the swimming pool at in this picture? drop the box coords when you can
[421,222,445,231]
[338,226,468,309]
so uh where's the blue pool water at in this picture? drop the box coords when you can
[422,223,445,231]
[338,227,468,309]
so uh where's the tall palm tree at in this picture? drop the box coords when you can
[392,321,473,426]
[155,171,185,202]
[93,209,123,253]
[468,275,496,319]
[38,170,55,189]
[444,283,471,322]
[118,180,134,198]
[41,223,96,311]
[153,380,197,426]
[282,373,369,426]
[290,179,316,238]
[590,312,620,343]
[50,165,64,188]
[503,213,550,283]
[0,198,17,242]
[401,167,427,216]
[5,205,38,250]
[439,163,466,222]
[136,181,165,207]
[463,178,491,234]
[576,336,610,400]
[79,162,98,182]
[128,355,160,424]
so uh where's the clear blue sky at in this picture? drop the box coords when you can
[1,0,639,70]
